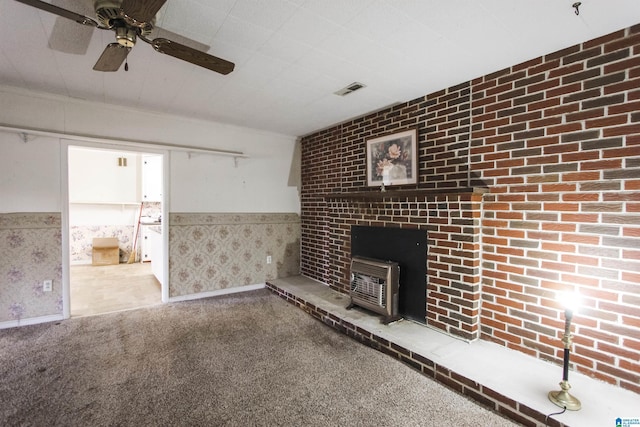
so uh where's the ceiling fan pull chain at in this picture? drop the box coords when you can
[125,58,129,72]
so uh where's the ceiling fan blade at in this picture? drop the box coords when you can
[93,43,130,72]
[49,19,94,54]
[149,27,210,54]
[48,0,95,54]
[152,38,235,75]
[14,0,98,26]
[121,0,167,24]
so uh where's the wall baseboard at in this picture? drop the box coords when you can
[168,283,266,303]
[1,285,267,329]
[0,314,65,330]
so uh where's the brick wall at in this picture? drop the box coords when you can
[300,25,640,392]
[302,82,482,340]
[472,26,640,393]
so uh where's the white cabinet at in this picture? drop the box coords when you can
[140,225,153,262]
[142,155,163,202]
[140,225,163,285]
[148,228,164,286]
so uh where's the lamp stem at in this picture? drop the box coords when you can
[548,308,581,410]
[562,309,572,382]
[562,348,570,381]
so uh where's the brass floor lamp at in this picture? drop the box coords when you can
[548,301,581,411]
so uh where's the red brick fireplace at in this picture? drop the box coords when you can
[322,191,483,340]
[300,25,640,393]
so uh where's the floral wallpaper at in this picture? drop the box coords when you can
[0,213,62,324]
[169,213,300,297]
[1,210,299,325]
[70,225,134,264]
[70,202,161,264]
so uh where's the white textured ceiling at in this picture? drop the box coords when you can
[1,0,639,137]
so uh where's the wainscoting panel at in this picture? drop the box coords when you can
[169,213,300,297]
[0,213,63,323]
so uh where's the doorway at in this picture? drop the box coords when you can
[64,143,167,317]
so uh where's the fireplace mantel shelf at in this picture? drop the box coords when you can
[321,187,488,200]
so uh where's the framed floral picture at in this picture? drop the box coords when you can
[366,128,418,187]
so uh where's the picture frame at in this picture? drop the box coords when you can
[366,128,418,187]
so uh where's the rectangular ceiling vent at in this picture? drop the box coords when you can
[334,82,366,96]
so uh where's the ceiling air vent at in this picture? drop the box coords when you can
[334,82,367,96]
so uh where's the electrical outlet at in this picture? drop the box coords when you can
[266,256,272,264]
[43,280,53,292]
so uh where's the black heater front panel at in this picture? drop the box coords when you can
[351,225,427,323]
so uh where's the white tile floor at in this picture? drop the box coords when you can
[70,263,161,317]
[269,275,639,427]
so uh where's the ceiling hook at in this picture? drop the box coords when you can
[19,132,29,143]
[572,2,581,15]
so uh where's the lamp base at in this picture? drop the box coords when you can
[548,380,581,411]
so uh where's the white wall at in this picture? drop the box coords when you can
[0,85,300,214]
[69,205,138,226]
[170,139,299,212]
[68,147,141,204]
[0,131,61,213]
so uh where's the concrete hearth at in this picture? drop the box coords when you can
[267,275,638,427]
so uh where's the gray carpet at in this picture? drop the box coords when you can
[0,289,517,426]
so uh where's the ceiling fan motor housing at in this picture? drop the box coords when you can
[95,0,153,47]
[94,1,120,26]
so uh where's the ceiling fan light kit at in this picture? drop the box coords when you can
[115,26,137,48]
[14,0,235,74]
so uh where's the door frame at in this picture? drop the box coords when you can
[60,139,170,318]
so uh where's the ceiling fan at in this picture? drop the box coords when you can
[14,0,235,74]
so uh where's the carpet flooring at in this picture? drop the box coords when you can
[0,289,517,426]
